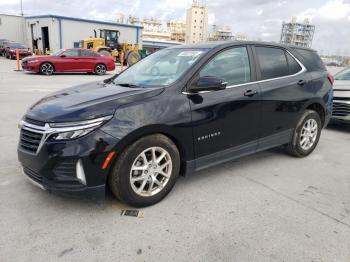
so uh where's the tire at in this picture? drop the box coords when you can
[40,62,54,75]
[126,51,141,66]
[108,134,180,207]
[95,64,106,75]
[285,110,322,157]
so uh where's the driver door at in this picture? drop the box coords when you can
[188,46,262,168]
[55,49,81,72]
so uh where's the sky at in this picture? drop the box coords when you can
[1,0,350,56]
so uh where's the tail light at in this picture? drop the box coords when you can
[327,73,334,86]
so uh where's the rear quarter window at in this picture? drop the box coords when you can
[292,48,325,72]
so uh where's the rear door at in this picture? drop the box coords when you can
[79,49,99,71]
[253,45,312,149]
[189,45,262,168]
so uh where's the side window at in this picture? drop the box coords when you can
[293,48,326,72]
[199,47,251,86]
[81,50,98,57]
[286,52,302,75]
[63,49,79,57]
[256,47,289,80]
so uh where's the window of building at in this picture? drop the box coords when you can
[200,47,251,86]
[256,47,289,80]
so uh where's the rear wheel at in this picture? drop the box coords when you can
[108,134,180,207]
[285,110,322,157]
[126,51,141,66]
[95,64,106,75]
[40,62,54,75]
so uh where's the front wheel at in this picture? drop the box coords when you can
[285,110,322,157]
[95,64,106,75]
[108,134,180,207]
[40,62,54,75]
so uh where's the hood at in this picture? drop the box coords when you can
[25,81,164,123]
[333,80,350,91]
[22,55,47,62]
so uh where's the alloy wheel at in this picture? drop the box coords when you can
[95,64,106,75]
[300,119,318,151]
[129,147,172,197]
[41,63,54,75]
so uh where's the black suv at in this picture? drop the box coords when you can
[18,42,333,206]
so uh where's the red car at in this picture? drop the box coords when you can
[5,42,32,59]
[21,48,116,75]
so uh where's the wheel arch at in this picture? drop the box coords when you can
[108,125,192,177]
[304,101,326,127]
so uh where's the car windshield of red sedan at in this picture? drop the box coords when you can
[9,43,26,49]
[50,49,65,56]
[113,48,208,88]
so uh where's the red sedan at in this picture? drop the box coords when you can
[21,48,115,75]
[5,42,32,59]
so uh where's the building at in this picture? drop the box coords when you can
[128,16,171,41]
[235,32,248,41]
[280,17,315,47]
[185,0,208,44]
[0,13,142,53]
[167,20,186,42]
[209,25,234,41]
[0,13,26,44]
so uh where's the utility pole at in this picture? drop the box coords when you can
[20,0,24,16]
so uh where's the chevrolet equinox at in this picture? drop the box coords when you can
[18,42,333,206]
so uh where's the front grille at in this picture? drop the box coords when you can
[20,128,43,153]
[332,102,350,117]
[23,167,43,184]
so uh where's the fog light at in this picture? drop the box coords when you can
[76,159,86,185]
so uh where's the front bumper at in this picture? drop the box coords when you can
[21,61,40,72]
[331,100,350,124]
[18,128,120,199]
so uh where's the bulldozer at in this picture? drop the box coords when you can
[80,29,141,66]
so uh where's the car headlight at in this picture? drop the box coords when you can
[28,60,40,64]
[48,115,113,141]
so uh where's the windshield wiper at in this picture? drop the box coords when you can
[114,82,141,88]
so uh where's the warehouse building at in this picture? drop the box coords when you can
[0,13,143,53]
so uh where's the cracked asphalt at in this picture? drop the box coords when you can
[0,57,349,261]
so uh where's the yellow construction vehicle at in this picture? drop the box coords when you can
[80,29,141,66]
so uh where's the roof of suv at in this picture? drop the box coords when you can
[170,41,316,52]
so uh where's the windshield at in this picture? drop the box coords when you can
[50,49,65,56]
[113,48,208,87]
[9,43,26,49]
[335,68,350,80]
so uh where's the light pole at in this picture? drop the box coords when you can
[20,0,23,16]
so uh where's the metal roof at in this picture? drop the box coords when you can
[24,14,143,29]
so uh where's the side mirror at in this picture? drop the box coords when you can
[189,76,227,93]
[59,54,66,58]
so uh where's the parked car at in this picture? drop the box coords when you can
[332,67,350,124]
[21,48,115,75]
[18,42,333,206]
[0,39,10,56]
[4,42,32,59]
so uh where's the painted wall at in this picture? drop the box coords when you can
[25,17,60,51]
[0,14,26,44]
[60,19,141,49]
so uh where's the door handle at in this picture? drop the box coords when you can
[244,90,258,97]
[297,79,306,86]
